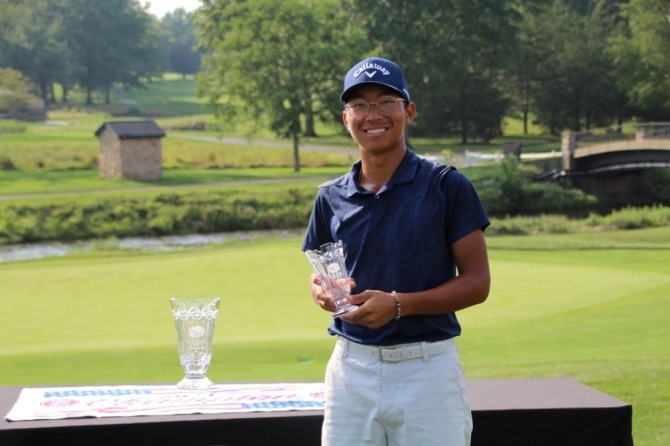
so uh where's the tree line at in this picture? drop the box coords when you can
[1,0,669,145]
[195,0,669,171]
[0,0,199,108]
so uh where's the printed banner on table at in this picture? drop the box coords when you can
[5,383,325,422]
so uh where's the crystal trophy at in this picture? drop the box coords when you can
[305,240,358,317]
[170,296,220,389]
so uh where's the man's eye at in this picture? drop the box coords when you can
[379,98,396,106]
[350,102,367,110]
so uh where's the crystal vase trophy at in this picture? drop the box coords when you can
[170,296,220,390]
[305,240,358,318]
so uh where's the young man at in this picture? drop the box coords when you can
[302,57,491,446]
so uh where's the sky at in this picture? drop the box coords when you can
[145,0,202,19]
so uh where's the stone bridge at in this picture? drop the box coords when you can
[559,123,670,196]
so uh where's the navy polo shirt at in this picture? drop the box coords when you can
[302,149,489,345]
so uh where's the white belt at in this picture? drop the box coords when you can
[340,337,453,363]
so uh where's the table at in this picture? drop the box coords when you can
[0,378,633,446]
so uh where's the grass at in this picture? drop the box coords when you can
[0,228,668,444]
[0,236,331,382]
[120,74,206,117]
[0,168,347,200]
[1,74,667,444]
[0,117,356,172]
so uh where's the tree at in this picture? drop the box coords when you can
[197,0,362,171]
[580,0,629,129]
[0,0,161,106]
[161,8,201,78]
[347,0,520,143]
[0,68,36,116]
[609,0,670,120]
[523,0,624,133]
[504,0,555,135]
[0,0,75,105]
[61,0,160,105]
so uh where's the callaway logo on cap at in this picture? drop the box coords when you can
[340,57,410,103]
[354,62,391,79]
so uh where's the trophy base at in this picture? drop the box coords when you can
[176,375,214,390]
[333,304,359,318]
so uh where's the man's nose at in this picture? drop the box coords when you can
[366,103,383,118]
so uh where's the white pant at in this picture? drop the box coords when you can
[322,337,472,446]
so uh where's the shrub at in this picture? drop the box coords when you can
[1,174,668,246]
[0,157,16,171]
[0,186,316,245]
[474,160,597,217]
[600,205,670,230]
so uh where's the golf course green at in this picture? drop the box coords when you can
[0,227,668,444]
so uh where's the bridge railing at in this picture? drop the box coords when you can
[635,122,670,140]
[573,123,670,148]
[561,122,670,170]
[573,126,633,149]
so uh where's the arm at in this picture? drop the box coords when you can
[341,229,490,329]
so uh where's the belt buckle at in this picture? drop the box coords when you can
[380,346,405,362]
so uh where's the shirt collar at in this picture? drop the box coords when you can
[345,148,420,198]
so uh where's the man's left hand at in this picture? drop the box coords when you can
[339,290,396,329]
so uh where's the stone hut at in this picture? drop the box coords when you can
[95,120,165,180]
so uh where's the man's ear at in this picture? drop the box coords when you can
[405,102,416,124]
[342,110,351,131]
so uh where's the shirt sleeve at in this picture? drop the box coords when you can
[301,190,335,252]
[441,169,490,245]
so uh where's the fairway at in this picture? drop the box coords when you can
[0,229,668,445]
